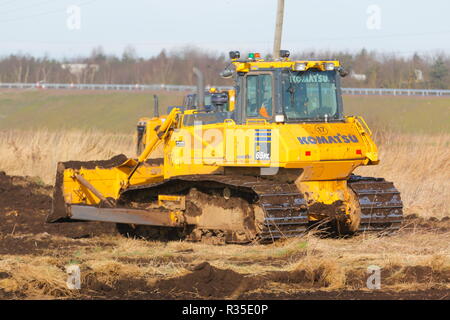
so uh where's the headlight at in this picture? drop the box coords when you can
[275,114,285,123]
[324,62,335,71]
[294,63,306,71]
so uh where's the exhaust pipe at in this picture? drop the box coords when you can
[193,67,204,108]
[153,94,159,117]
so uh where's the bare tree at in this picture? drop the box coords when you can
[0,49,448,89]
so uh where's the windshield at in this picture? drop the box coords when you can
[204,94,212,106]
[282,70,342,121]
[191,94,212,107]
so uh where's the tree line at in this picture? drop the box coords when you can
[0,46,449,89]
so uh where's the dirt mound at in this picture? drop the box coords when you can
[0,171,117,240]
[240,289,450,300]
[58,154,128,170]
[81,273,153,300]
[384,265,450,284]
[155,262,250,298]
[0,171,51,211]
[268,269,328,288]
[402,214,450,233]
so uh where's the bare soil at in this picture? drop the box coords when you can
[0,171,117,239]
[0,172,449,300]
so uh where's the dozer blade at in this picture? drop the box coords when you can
[69,205,181,227]
[47,154,163,223]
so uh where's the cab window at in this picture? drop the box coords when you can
[246,74,273,119]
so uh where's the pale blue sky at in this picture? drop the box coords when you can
[0,0,449,58]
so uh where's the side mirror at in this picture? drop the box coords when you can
[338,67,349,77]
[220,68,233,78]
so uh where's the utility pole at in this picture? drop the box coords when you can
[273,0,285,59]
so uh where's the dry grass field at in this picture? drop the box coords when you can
[0,91,449,300]
[0,129,448,300]
[0,130,135,183]
[0,228,448,299]
[355,132,450,218]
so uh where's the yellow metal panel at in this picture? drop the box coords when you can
[298,180,349,205]
[62,163,163,206]
[166,117,377,180]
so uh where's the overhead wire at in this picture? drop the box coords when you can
[0,0,60,16]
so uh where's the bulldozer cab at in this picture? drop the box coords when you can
[231,54,344,124]
[178,56,345,128]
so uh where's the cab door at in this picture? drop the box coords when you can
[244,73,274,121]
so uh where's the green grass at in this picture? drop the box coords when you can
[0,90,183,133]
[0,90,448,133]
[344,95,450,134]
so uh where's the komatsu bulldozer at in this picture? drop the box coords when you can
[48,50,403,243]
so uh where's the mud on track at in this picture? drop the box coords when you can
[0,172,449,300]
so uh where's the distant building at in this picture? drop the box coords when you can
[414,69,424,82]
[61,63,100,82]
[350,71,367,82]
[61,64,99,77]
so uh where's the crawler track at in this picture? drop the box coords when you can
[174,175,310,241]
[120,174,403,242]
[349,175,403,232]
[121,175,309,242]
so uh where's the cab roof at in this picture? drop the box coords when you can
[232,59,340,73]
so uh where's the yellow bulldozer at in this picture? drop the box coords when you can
[47,50,403,243]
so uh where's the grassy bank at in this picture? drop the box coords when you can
[0,90,183,133]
